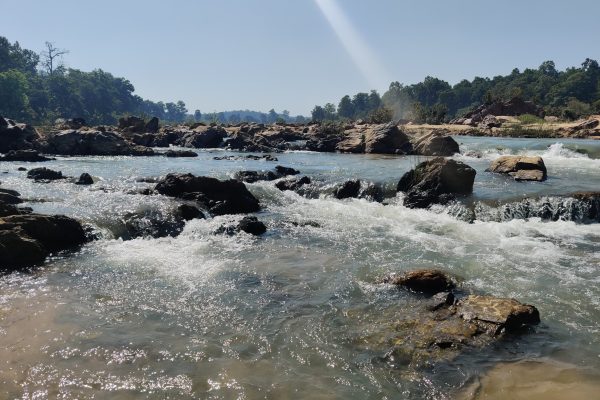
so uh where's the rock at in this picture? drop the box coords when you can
[456,295,540,335]
[0,193,23,205]
[478,114,502,129]
[213,154,278,161]
[234,170,280,183]
[118,116,146,133]
[0,116,43,152]
[237,216,267,235]
[0,150,54,162]
[275,176,311,192]
[358,183,385,202]
[571,118,599,131]
[488,156,547,182]
[364,123,412,154]
[455,98,544,124]
[0,214,87,270]
[75,173,94,185]
[411,131,460,156]
[397,158,476,208]
[384,269,456,294]
[177,204,205,221]
[145,117,160,133]
[0,188,20,197]
[154,173,260,215]
[55,118,86,130]
[334,179,361,199]
[27,167,64,181]
[274,165,300,176]
[182,126,227,148]
[0,203,28,218]
[164,150,198,157]
[336,129,365,153]
[17,167,27,171]
[44,129,154,156]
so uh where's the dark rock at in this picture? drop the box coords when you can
[75,173,94,185]
[154,173,260,215]
[488,156,547,182]
[234,170,280,183]
[275,176,311,192]
[397,158,476,208]
[237,216,267,235]
[427,291,455,311]
[0,117,42,153]
[120,211,185,240]
[1,150,54,162]
[0,188,20,197]
[145,117,160,133]
[0,193,23,205]
[358,183,385,202]
[17,167,27,171]
[27,167,64,181]
[182,126,227,148]
[478,115,502,129]
[334,180,361,199]
[0,214,87,270]
[275,165,300,176]
[118,116,146,133]
[384,269,456,294]
[164,150,198,157]
[177,204,205,221]
[45,129,154,156]
[213,154,278,161]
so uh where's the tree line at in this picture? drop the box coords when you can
[0,37,303,125]
[312,59,600,124]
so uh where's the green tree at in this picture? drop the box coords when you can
[0,69,30,119]
[337,95,354,119]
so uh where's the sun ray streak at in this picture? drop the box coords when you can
[314,0,391,90]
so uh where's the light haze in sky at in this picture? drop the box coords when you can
[4,0,599,115]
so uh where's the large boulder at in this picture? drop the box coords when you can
[397,158,476,208]
[488,156,547,182]
[154,173,260,215]
[364,123,412,154]
[44,129,154,156]
[179,126,227,148]
[0,116,42,152]
[336,129,365,153]
[0,214,87,270]
[164,150,198,157]
[333,179,361,199]
[411,131,460,156]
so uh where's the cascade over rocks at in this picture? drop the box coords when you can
[215,216,267,236]
[154,173,260,215]
[0,214,87,270]
[334,179,361,199]
[397,158,476,208]
[488,155,547,181]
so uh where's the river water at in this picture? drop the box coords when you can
[1,136,599,399]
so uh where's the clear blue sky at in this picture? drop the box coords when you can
[3,0,599,116]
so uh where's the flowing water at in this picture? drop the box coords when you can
[1,136,600,399]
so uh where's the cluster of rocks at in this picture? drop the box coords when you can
[2,115,464,158]
[450,98,544,126]
[558,117,600,138]
[359,268,541,367]
[23,167,95,185]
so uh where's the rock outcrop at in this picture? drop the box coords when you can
[44,129,154,156]
[0,150,54,162]
[488,156,547,181]
[397,158,476,208]
[27,167,64,181]
[0,214,87,270]
[154,173,260,215]
[0,116,43,152]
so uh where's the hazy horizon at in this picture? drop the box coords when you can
[4,0,600,115]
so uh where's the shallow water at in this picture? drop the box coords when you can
[1,137,599,399]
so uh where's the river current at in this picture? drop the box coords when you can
[1,136,599,399]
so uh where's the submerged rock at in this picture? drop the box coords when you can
[216,216,267,236]
[488,155,547,182]
[275,176,311,192]
[397,158,476,208]
[75,173,94,185]
[384,269,456,294]
[235,165,300,183]
[164,149,198,157]
[0,150,54,162]
[0,214,87,270]
[154,173,260,215]
[177,204,205,221]
[27,167,64,181]
[334,179,361,199]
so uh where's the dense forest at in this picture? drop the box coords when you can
[312,59,600,124]
[0,37,297,125]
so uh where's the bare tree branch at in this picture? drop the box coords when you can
[40,41,69,75]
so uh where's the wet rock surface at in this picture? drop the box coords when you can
[154,173,260,215]
[0,150,54,162]
[488,155,547,182]
[164,149,198,157]
[216,216,267,236]
[75,173,94,185]
[397,158,476,208]
[384,269,456,294]
[27,167,64,182]
[275,176,311,192]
